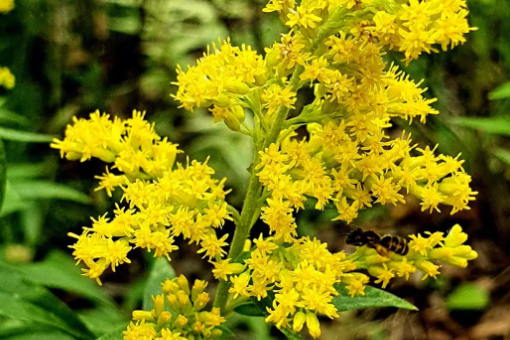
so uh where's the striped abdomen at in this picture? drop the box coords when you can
[380,235,408,255]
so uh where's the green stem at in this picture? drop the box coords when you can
[213,67,303,313]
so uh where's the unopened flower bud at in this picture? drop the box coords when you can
[157,311,172,326]
[175,315,188,328]
[177,290,192,313]
[224,115,241,132]
[306,312,321,339]
[162,279,179,294]
[243,239,252,252]
[132,311,155,322]
[167,294,180,311]
[194,292,210,310]
[293,311,306,332]
[152,294,165,316]
[230,105,245,122]
[211,329,223,338]
[212,93,234,107]
[429,247,454,260]
[177,275,190,295]
[264,47,280,72]
[191,280,208,302]
[444,225,468,248]
[224,79,250,95]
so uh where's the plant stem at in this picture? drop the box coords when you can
[213,68,303,313]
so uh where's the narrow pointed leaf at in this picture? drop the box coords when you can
[450,117,510,136]
[0,109,29,125]
[216,326,235,339]
[18,251,112,305]
[0,127,53,143]
[93,324,127,340]
[280,328,302,340]
[489,82,510,100]
[0,331,75,340]
[493,148,510,165]
[10,181,92,204]
[234,302,266,317]
[0,140,6,212]
[0,262,95,340]
[332,284,418,312]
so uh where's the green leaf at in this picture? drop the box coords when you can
[78,307,126,337]
[108,17,141,35]
[489,82,510,100]
[7,162,55,180]
[10,181,92,204]
[445,283,489,310]
[216,325,235,339]
[0,291,92,340]
[450,117,510,136]
[0,127,53,143]
[93,324,127,340]
[0,181,28,217]
[234,302,266,317]
[17,251,113,305]
[280,328,302,340]
[0,331,75,340]
[0,109,29,125]
[493,148,510,165]
[233,251,251,264]
[332,284,418,312]
[0,140,6,213]
[20,204,44,246]
[0,261,95,340]
[143,257,176,310]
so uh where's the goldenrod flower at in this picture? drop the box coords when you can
[226,236,357,338]
[52,111,232,283]
[125,275,226,340]
[286,6,323,29]
[264,0,296,13]
[262,84,297,115]
[224,225,475,338]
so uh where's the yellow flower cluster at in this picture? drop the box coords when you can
[220,225,476,338]
[0,0,14,13]
[124,275,226,340]
[0,66,15,89]
[173,1,476,244]
[349,225,478,288]
[51,111,232,283]
[257,128,476,240]
[214,235,357,338]
[265,0,475,64]
[173,39,268,132]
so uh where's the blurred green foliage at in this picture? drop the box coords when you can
[0,0,508,339]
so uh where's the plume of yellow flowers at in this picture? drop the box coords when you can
[219,225,476,338]
[174,0,477,245]
[124,275,226,340]
[0,0,14,13]
[52,0,479,339]
[0,66,15,89]
[51,111,232,284]
[256,126,476,241]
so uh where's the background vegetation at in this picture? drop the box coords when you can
[0,0,509,339]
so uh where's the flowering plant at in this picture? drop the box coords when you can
[52,0,478,338]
